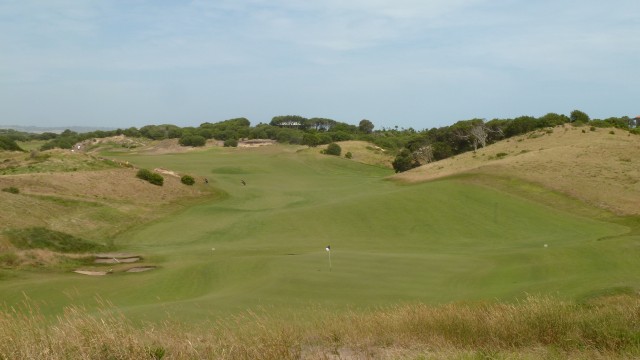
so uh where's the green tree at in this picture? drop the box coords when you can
[302,133,320,147]
[358,119,374,134]
[392,149,419,173]
[179,135,206,147]
[324,143,342,156]
[570,110,590,123]
[223,138,238,147]
[0,136,24,151]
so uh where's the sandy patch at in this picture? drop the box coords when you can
[126,266,156,273]
[154,168,180,177]
[74,270,110,276]
[238,139,276,147]
[94,257,140,264]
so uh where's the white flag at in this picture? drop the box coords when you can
[325,245,331,252]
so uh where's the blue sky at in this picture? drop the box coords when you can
[1,0,639,130]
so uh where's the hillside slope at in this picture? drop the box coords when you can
[393,125,640,216]
[0,153,212,248]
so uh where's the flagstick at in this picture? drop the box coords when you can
[328,250,332,272]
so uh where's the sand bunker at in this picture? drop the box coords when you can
[238,139,276,147]
[74,270,110,276]
[94,253,141,264]
[126,266,156,273]
[94,257,140,264]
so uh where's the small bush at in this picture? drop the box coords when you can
[344,152,352,159]
[590,126,596,131]
[323,143,341,156]
[6,227,106,253]
[179,135,206,147]
[180,175,195,186]
[496,152,508,159]
[223,138,238,147]
[609,130,615,135]
[1,186,19,194]
[0,252,19,267]
[136,169,164,186]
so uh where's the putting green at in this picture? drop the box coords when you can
[2,145,638,322]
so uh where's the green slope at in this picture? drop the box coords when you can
[1,145,638,323]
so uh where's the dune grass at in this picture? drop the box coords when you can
[1,294,638,359]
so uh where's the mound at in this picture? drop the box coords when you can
[0,167,211,239]
[298,140,394,168]
[394,125,640,215]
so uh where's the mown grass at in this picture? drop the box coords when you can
[1,294,638,359]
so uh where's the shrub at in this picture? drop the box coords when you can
[136,169,164,186]
[392,148,419,173]
[323,143,341,156]
[223,138,238,147]
[345,152,353,159]
[496,152,508,159]
[1,187,19,194]
[179,135,206,147]
[6,227,106,253]
[590,126,596,131]
[180,175,195,186]
[0,252,19,267]
[609,130,615,135]
[0,136,24,151]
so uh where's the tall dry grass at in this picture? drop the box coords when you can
[1,295,638,359]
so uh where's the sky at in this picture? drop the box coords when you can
[1,0,639,130]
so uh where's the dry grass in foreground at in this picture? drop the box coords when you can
[1,295,638,359]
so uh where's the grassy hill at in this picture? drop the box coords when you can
[1,133,639,358]
[394,124,640,216]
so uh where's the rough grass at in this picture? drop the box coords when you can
[0,149,120,175]
[0,295,638,359]
[394,125,640,216]
[5,227,108,253]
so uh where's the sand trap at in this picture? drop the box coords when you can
[74,270,110,276]
[126,266,156,273]
[154,168,180,177]
[94,257,140,264]
[95,252,138,258]
[238,139,276,147]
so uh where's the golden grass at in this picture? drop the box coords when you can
[1,295,638,359]
[297,140,394,169]
[0,166,212,239]
[394,126,640,216]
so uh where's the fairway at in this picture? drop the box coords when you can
[2,145,638,322]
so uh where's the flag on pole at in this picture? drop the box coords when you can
[325,245,331,252]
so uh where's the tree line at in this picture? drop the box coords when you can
[1,111,637,171]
